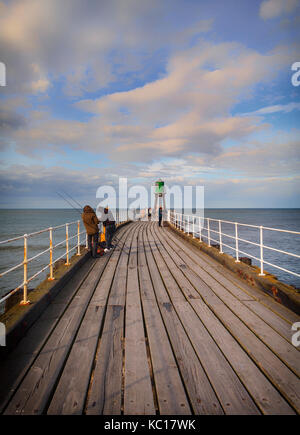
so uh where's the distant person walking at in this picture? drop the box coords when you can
[103,207,116,251]
[82,205,99,258]
[158,207,163,227]
[148,207,152,221]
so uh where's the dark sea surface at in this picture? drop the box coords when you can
[0,209,299,312]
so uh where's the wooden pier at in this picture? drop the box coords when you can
[0,221,299,415]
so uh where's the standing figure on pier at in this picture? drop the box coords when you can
[158,207,163,227]
[82,205,100,258]
[103,206,116,251]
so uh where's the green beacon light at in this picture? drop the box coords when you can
[155,180,164,196]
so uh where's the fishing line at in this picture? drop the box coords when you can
[56,191,82,216]
[61,189,84,209]
[56,190,127,253]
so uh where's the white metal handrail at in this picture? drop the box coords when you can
[169,211,300,279]
[0,220,85,306]
[0,211,129,308]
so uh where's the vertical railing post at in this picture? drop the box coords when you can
[76,220,81,256]
[219,220,223,253]
[207,218,211,246]
[20,234,30,305]
[65,223,70,266]
[235,222,240,262]
[259,226,265,275]
[85,232,88,249]
[193,216,195,238]
[187,215,190,235]
[199,217,202,242]
[48,228,54,280]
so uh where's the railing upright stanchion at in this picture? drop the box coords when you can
[65,223,70,266]
[20,234,30,305]
[76,220,81,256]
[235,223,240,262]
[207,218,211,246]
[199,217,202,242]
[259,226,265,275]
[193,216,195,238]
[219,220,223,253]
[48,228,54,280]
[187,215,190,235]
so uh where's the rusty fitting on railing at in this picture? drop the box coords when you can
[20,234,30,305]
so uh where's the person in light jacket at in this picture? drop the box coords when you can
[82,205,99,258]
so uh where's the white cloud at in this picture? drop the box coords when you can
[259,0,299,20]
[0,0,212,96]
[240,102,300,116]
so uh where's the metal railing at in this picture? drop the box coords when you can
[0,211,130,308]
[169,211,300,280]
[0,220,86,307]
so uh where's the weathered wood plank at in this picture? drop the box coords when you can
[158,227,300,377]
[165,225,300,324]
[167,224,300,323]
[155,225,300,413]
[47,225,135,414]
[85,224,137,414]
[139,224,191,415]
[159,302,224,414]
[151,224,296,413]
[47,303,106,414]
[174,301,260,414]
[190,300,295,415]
[85,305,124,415]
[242,300,296,343]
[146,224,223,414]
[146,226,186,303]
[124,224,156,415]
[0,256,96,414]
[3,224,133,415]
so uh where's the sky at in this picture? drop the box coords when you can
[0,0,300,209]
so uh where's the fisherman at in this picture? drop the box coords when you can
[103,206,116,251]
[82,205,100,258]
[158,207,163,227]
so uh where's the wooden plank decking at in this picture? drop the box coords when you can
[0,221,299,415]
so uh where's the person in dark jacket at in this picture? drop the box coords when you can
[82,205,100,258]
[103,207,116,250]
[158,207,163,227]
[148,207,152,221]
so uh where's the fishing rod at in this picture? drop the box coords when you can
[61,189,84,209]
[56,191,82,216]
